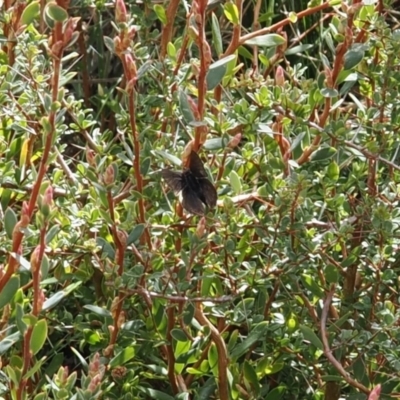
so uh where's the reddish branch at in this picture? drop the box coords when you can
[0,15,68,293]
[321,285,370,395]
[195,305,229,400]
[160,0,181,58]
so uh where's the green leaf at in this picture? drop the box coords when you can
[211,13,223,55]
[45,2,68,22]
[0,332,22,355]
[156,150,182,167]
[206,55,236,90]
[178,91,195,124]
[138,388,175,400]
[153,4,167,24]
[229,170,242,194]
[299,325,323,350]
[310,146,337,162]
[127,224,145,245]
[45,224,60,244]
[327,311,352,333]
[21,1,40,25]
[183,302,195,325]
[10,252,31,271]
[325,264,339,284]
[0,275,20,309]
[197,378,217,399]
[285,44,313,56]
[24,357,46,379]
[237,45,253,60]
[326,161,339,181]
[42,282,82,311]
[4,207,17,239]
[203,138,224,150]
[70,347,88,370]
[109,347,136,368]
[174,339,191,360]
[244,361,260,393]
[16,304,27,335]
[344,44,367,70]
[244,34,286,47]
[170,328,189,342]
[264,362,285,375]
[33,394,48,400]
[167,42,176,60]
[341,252,358,268]
[227,329,239,351]
[230,322,269,359]
[208,343,218,375]
[223,3,239,24]
[301,274,324,297]
[103,36,115,53]
[30,319,48,355]
[320,88,339,98]
[96,237,115,259]
[83,305,112,318]
[265,386,287,400]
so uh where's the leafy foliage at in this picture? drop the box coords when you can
[0,0,399,399]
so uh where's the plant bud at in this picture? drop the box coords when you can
[114,36,122,56]
[202,41,212,70]
[227,133,242,149]
[368,385,381,400]
[30,246,41,273]
[196,217,206,238]
[86,147,96,167]
[275,65,285,87]
[115,0,127,23]
[89,352,101,374]
[116,230,128,248]
[124,53,137,81]
[103,164,115,185]
[21,201,30,227]
[187,95,200,120]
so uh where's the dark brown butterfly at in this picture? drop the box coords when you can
[161,151,217,215]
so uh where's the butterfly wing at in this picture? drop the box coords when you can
[161,170,183,194]
[162,153,217,215]
[199,178,218,209]
[181,186,206,215]
[188,151,208,178]
[188,151,217,210]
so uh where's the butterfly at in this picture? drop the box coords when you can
[161,151,218,215]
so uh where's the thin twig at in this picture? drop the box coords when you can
[321,285,370,395]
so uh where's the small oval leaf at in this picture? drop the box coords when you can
[310,146,337,162]
[21,1,40,25]
[30,319,48,355]
[244,34,286,47]
[206,55,236,90]
[0,276,20,309]
[299,325,323,350]
[127,224,145,246]
[4,207,18,239]
[229,170,242,194]
[45,2,68,22]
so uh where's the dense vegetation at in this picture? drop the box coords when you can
[0,0,399,399]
